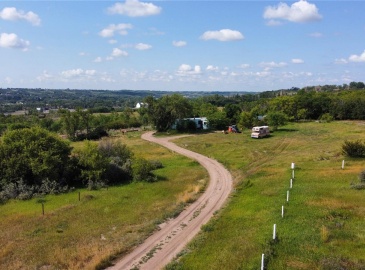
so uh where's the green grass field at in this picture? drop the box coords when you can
[165,121,365,270]
[1,122,365,270]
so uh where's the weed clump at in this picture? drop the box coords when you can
[342,140,365,157]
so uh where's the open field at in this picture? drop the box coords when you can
[0,131,208,270]
[1,122,365,270]
[165,121,365,269]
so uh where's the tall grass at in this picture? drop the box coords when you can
[0,131,208,270]
[166,121,365,269]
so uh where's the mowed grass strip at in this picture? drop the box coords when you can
[166,121,365,270]
[0,131,208,270]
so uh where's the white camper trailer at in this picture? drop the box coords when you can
[251,126,270,138]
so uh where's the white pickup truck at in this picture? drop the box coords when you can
[251,126,270,138]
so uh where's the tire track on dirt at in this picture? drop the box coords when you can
[107,131,233,270]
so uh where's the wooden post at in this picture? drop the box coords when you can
[290,178,293,189]
[281,205,284,218]
[287,190,289,202]
[342,160,345,169]
[78,191,81,201]
[42,203,44,215]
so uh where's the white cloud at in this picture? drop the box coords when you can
[135,43,152,50]
[265,19,283,26]
[36,71,51,82]
[206,65,219,71]
[111,48,128,57]
[107,0,161,17]
[0,33,30,50]
[177,64,202,76]
[173,40,187,47]
[94,57,103,63]
[259,61,287,70]
[335,58,348,64]
[200,29,244,41]
[0,7,41,26]
[263,0,322,23]
[238,64,250,69]
[349,50,365,62]
[61,68,97,79]
[109,39,118,44]
[99,24,133,38]
[292,58,304,64]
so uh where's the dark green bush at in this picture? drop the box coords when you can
[342,140,365,157]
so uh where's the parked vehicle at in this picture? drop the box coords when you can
[251,126,270,138]
[227,125,241,133]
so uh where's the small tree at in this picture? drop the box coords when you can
[266,111,288,131]
[74,141,108,189]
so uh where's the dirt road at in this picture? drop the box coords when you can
[108,131,233,270]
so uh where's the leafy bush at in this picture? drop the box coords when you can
[132,158,157,182]
[320,113,334,123]
[342,140,365,157]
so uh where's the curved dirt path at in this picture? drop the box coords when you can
[108,131,233,270]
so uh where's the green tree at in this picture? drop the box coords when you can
[74,141,108,189]
[0,127,72,189]
[60,109,81,140]
[238,111,254,129]
[266,111,288,131]
[144,94,192,132]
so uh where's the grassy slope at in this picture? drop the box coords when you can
[166,121,365,270]
[0,131,208,270]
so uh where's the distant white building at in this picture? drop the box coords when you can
[135,102,147,109]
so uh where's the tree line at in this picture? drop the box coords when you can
[1,85,365,202]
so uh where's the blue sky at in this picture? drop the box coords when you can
[0,0,364,92]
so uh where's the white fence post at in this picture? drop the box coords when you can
[261,253,265,270]
[273,224,277,240]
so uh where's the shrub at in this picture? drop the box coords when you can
[359,170,365,183]
[320,113,334,123]
[342,140,365,157]
[132,158,157,182]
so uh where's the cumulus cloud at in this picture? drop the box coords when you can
[107,0,161,17]
[177,64,202,76]
[206,65,219,71]
[135,43,152,50]
[172,40,187,47]
[61,68,97,79]
[263,0,322,23]
[200,29,244,41]
[292,58,304,64]
[0,32,30,50]
[349,50,365,62]
[111,48,128,57]
[99,24,133,38]
[0,7,41,26]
